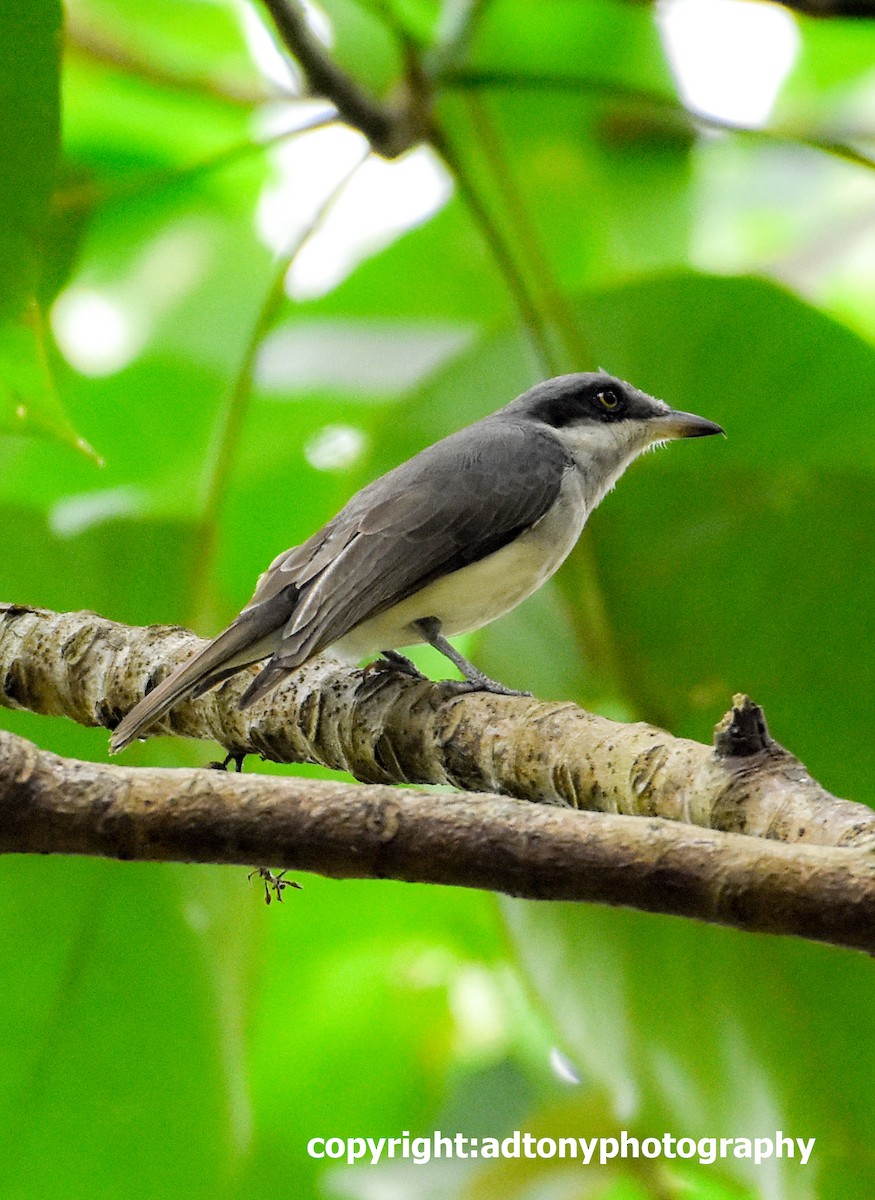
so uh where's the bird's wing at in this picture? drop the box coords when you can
[111,417,569,745]
[253,418,571,670]
[108,585,298,751]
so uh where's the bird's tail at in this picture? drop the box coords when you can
[109,611,279,753]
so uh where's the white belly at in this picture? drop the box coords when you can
[331,470,587,660]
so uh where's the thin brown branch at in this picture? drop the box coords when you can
[259,0,428,156]
[0,730,872,953]
[2,604,873,854]
[252,1,560,376]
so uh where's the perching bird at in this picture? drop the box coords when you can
[110,372,723,752]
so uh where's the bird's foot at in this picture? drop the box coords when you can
[412,617,531,698]
[440,675,533,698]
[377,649,428,679]
[358,651,430,697]
[248,867,301,905]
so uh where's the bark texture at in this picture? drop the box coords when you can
[2,604,873,852]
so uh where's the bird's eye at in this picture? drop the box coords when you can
[597,389,620,411]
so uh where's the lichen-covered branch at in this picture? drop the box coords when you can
[0,729,872,953]
[2,604,873,854]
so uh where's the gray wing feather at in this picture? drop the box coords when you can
[270,418,570,661]
[108,590,293,751]
[112,415,570,737]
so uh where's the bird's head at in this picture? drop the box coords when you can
[503,371,723,507]
[508,369,720,446]
[510,371,723,453]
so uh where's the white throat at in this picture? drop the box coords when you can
[555,420,662,512]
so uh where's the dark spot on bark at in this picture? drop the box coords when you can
[2,605,34,621]
[3,664,26,704]
[372,735,404,779]
[95,699,123,730]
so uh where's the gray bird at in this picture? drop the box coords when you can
[110,372,722,752]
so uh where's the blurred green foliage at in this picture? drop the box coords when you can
[0,1,873,1198]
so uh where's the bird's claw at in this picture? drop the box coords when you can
[362,651,428,681]
[439,678,533,699]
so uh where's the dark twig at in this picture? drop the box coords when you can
[259,0,427,156]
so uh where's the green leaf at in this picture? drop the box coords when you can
[0,307,102,461]
[505,903,875,1200]
[0,1,101,460]
[0,858,248,1200]
[476,270,875,1199]
[572,271,875,799]
[0,0,61,321]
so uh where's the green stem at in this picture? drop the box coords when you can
[188,149,370,629]
[431,120,559,377]
[24,299,103,465]
[54,114,339,214]
[441,69,875,174]
[463,92,593,369]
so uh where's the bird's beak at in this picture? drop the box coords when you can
[658,409,725,439]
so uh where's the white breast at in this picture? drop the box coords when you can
[331,468,589,661]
